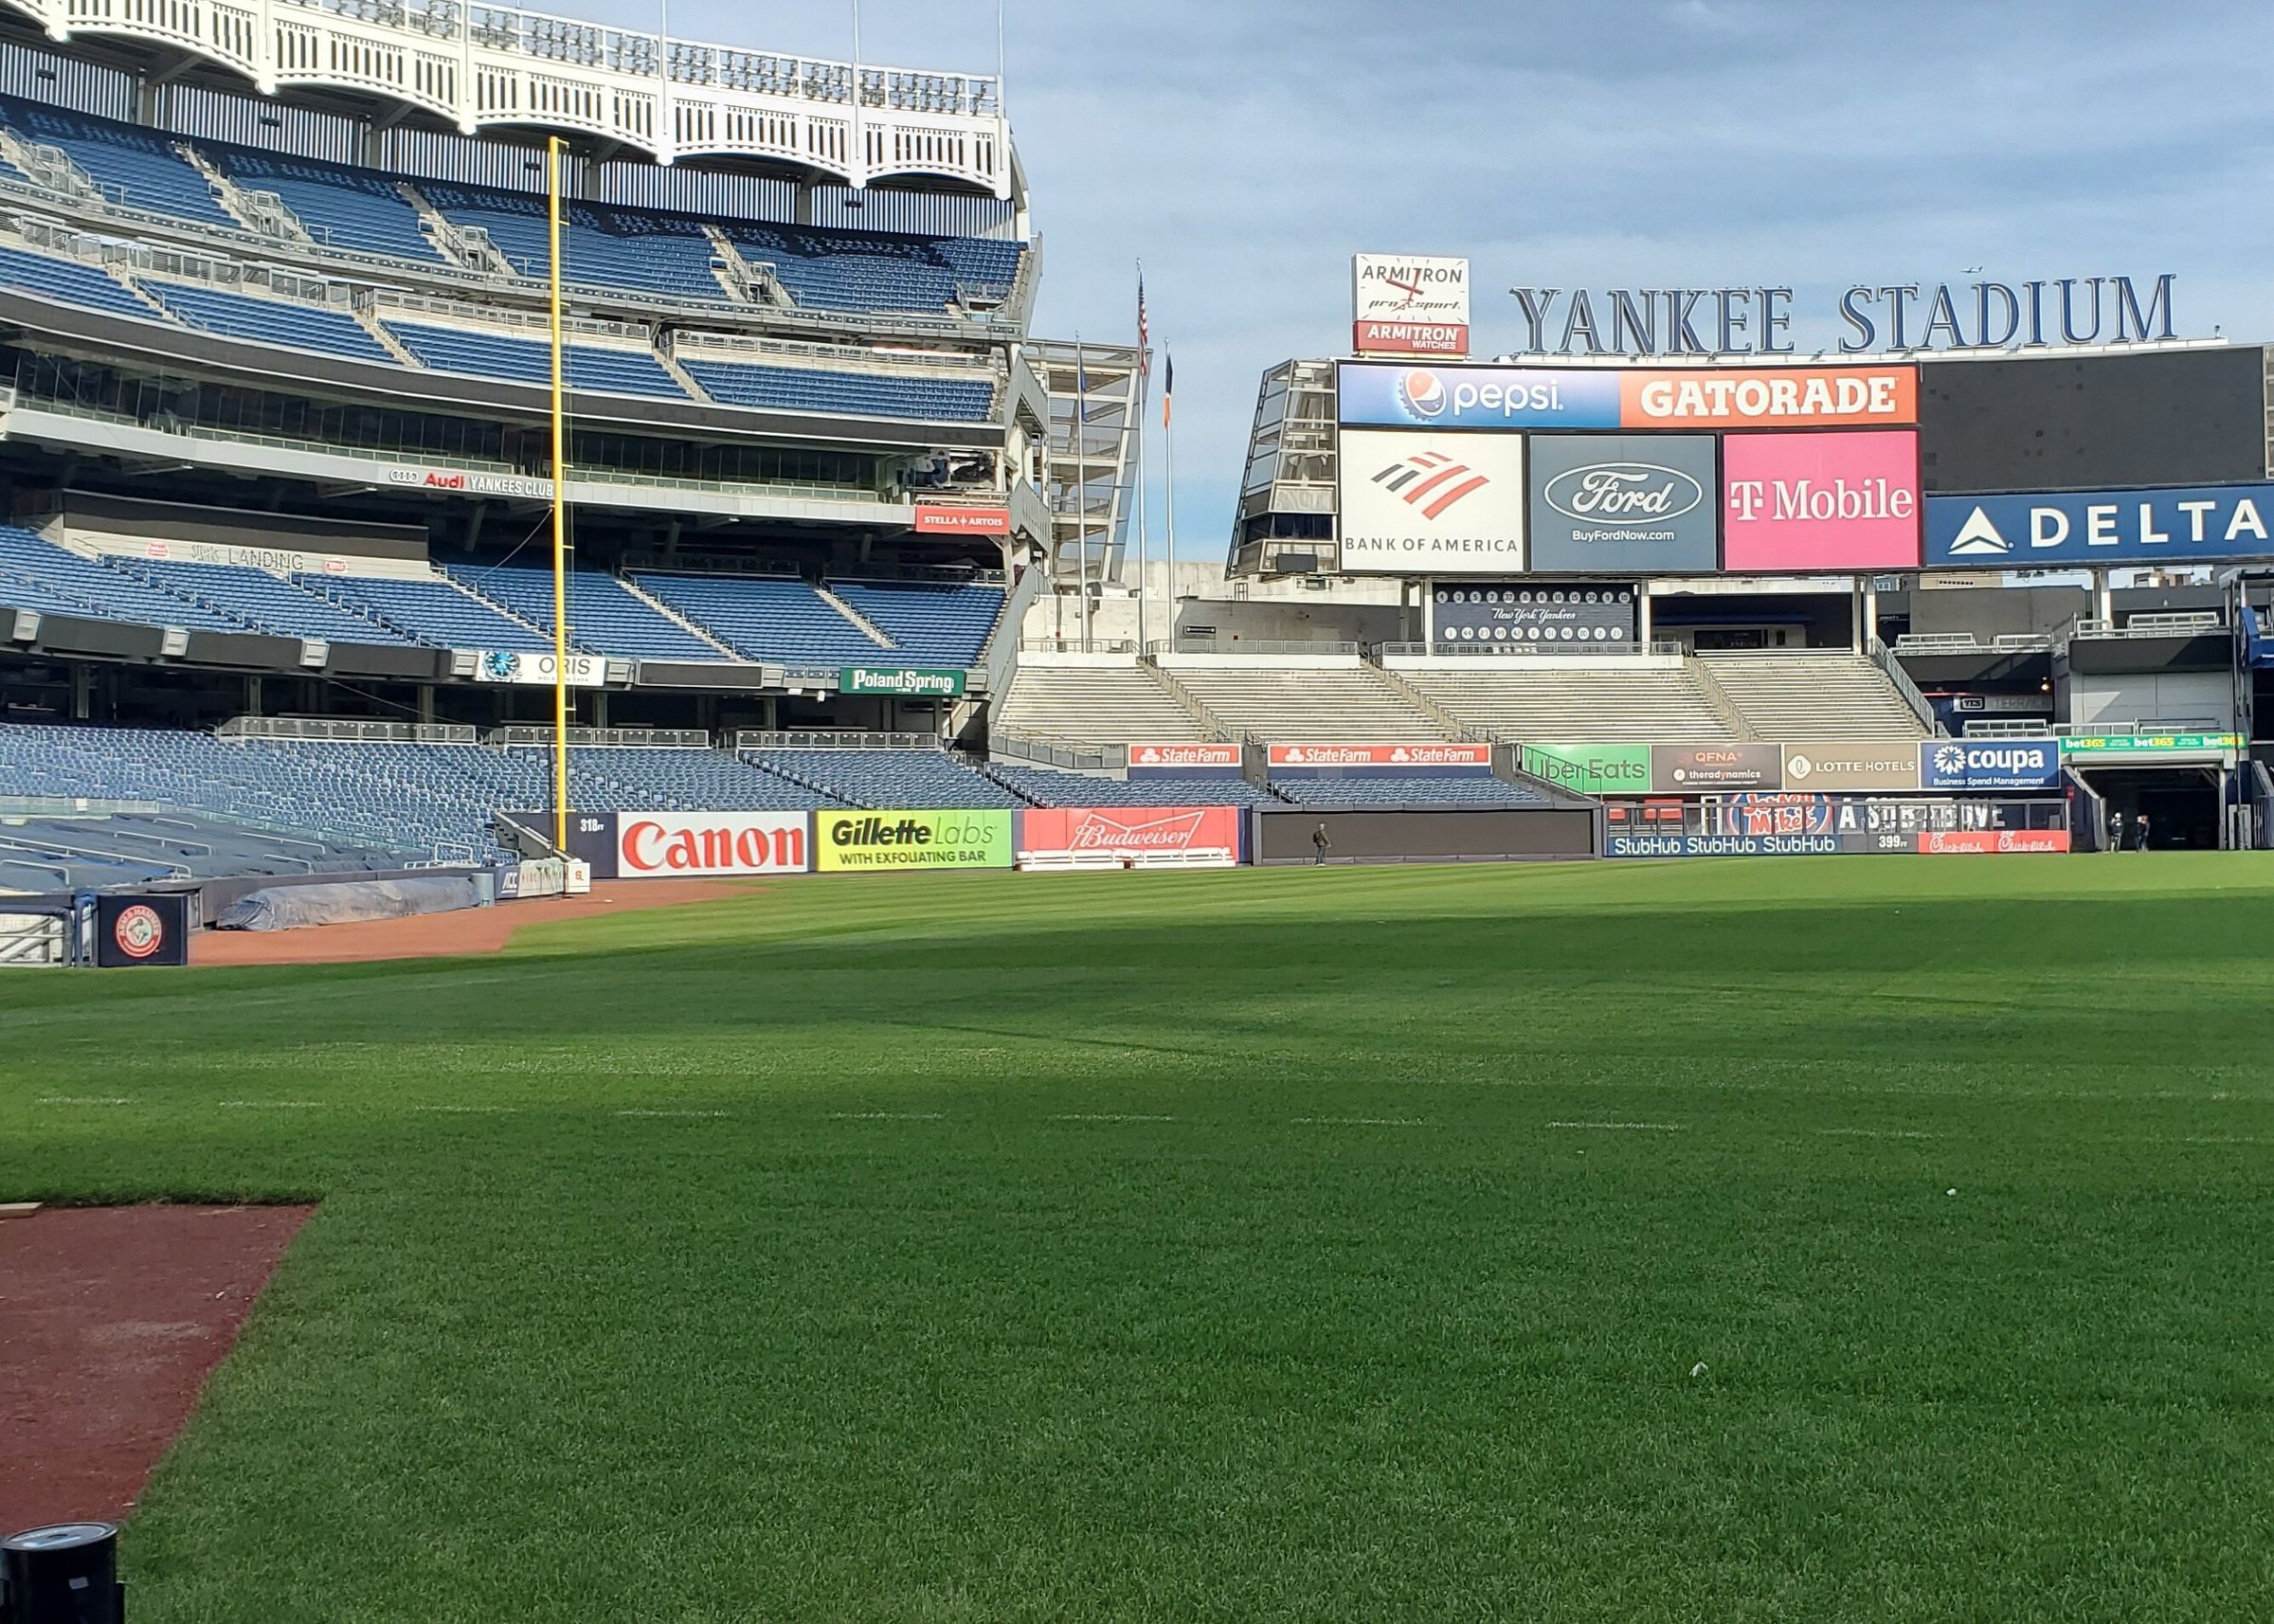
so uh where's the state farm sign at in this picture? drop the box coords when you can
[1267,743,1492,768]
[1127,742,1242,770]
[618,811,808,876]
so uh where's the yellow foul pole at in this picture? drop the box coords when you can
[547,135,570,852]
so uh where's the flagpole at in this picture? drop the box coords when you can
[546,134,570,854]
[1133,272,1148,656]
[1074,334,1091,651]
[1164,350,1177,641]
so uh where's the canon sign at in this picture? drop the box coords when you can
[619,811,808,876]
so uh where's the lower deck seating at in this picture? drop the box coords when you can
[984,764,1276,809]
[1168,666,1449,742]
[746,749,1022,810]
[1402,662,1733,743]
[1699,653,1930,740]
[994,665,1213,744]
[1269,774,1548,808]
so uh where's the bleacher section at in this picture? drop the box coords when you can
[994,665,1213,743]
[301,574,553,652]
[1701,654,1929,740]
[0,528,244,631]
[449,566,729,661]
[0,810,408,892]
[0,244,152,320]
[830,580,1004,667]
[0,97,1028,323]
[748,749,1023,810]
[1403,662,1734,743]
[985,764,1277,809]
[1167,666,1448,743]
[208,147,443,262]
[724,223,1021,314]
[680,358,996,421]
[527,747,837,812]
[388,321,686,398]
[0,99,232,226]
[110,558,416,645]
[146,279,396,363]
[1271,775,1549,808]
[631,574,883,666]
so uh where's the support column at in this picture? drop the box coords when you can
[1863,580,1880,648]
[2093,568,2114,624]
[592,689,609,729]
[416,683,435,725]
[1637,585,1653,647]
[1850,577,1866,654]
[1420,577,1435,650]
[73,662,93,721]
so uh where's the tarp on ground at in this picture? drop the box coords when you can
[214,875,483,931]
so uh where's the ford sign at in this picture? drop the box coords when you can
[1543,462,1705,526]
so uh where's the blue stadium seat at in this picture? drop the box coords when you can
[0,99,234,226]
[828,580,1004,666]
[0,244,158,321]
[108,559,415,644]
[681,358,995,421]
[0,529,244,631]
[629,573,885,666]
[984,765,1277,809]
[747,749,1021,810]
[725,222,1023,314]
[447,565,730,661]
[146,280,396,364]
[298,575,554,652]
[386,320,686,397]
[417,184,731,303]
[207,146,445,262]
[1269,775,1549,808]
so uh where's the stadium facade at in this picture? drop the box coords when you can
[0,6,2266,947]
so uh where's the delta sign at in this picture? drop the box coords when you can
[1925,483,2274,568]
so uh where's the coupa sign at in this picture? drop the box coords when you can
[619,811,809,876]
[1919,740,2059,792]
[1924,484,2274,568]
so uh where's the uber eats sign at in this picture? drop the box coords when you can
[817,809,1011,871]
[840,667,966,697]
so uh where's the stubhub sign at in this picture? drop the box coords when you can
[1925,484,2274,568]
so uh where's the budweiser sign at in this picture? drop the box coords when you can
[1127,743,1241,770]
[1016,806,1241,866]
[1266,743,1491,768]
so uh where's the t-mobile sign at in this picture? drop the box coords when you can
[1722,430,1921,571]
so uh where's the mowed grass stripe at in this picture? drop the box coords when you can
[1,855,2270,1622]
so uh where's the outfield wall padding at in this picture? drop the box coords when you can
[1252,807,1598,865]
[215,875,484,931]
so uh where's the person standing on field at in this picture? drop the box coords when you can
[2134,812,2153,851]
[2107,807,2124,853]
[1311,823,1332,866]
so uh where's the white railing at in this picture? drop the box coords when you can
[1868,635,1940,735]
[1145,639,1360,658]
[732,730,937,751]
[218,715,478,743]
[1376,641,1685,659]
[13,0,1009,192]
[988,728,1121,772]
[489,725,709,748]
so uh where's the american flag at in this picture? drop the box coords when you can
[1136,271,1149,378]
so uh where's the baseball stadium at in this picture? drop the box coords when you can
[0,1,2270,1619]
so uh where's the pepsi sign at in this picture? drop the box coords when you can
[1337,361,1621,430]
[1924,484,2274,568]
[1918,739,2060,792]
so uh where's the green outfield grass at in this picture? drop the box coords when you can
[4,856,2272,1622]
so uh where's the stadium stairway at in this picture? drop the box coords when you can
[1160,662,1450,743]
[1694,652,1929,741]
[993,661,1220,744]
[1397,659,1739,743]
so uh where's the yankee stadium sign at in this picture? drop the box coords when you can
[1507,275,2176,356]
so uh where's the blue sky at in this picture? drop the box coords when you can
[636,0,2274,556]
